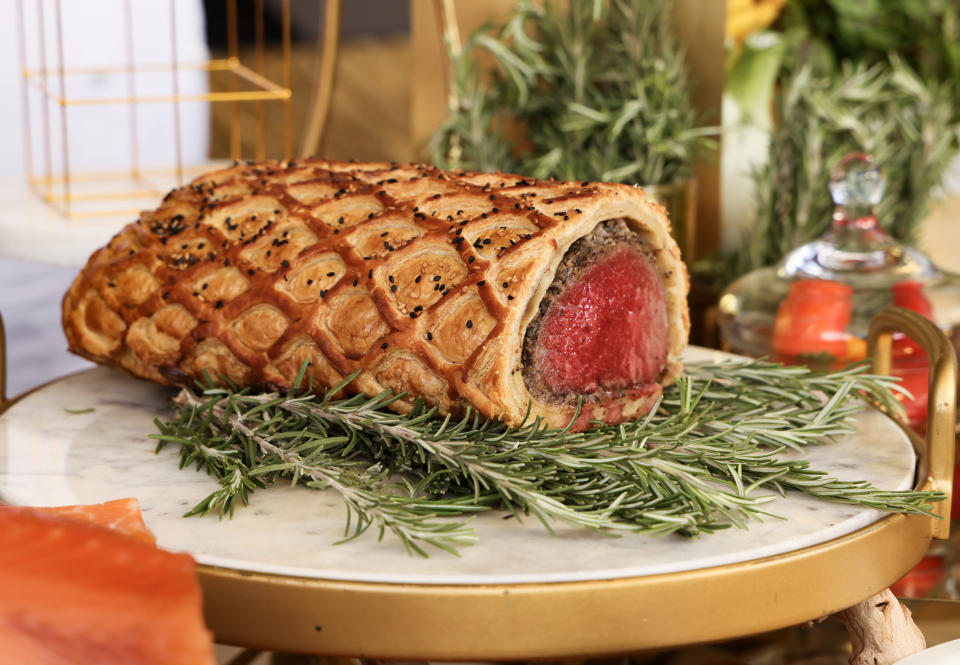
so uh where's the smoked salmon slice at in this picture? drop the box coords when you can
[0,501,214,665]
[28,497,157,546]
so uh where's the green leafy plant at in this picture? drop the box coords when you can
[777,0,960,97]
[430,0,713,186]
[713,55,959,286]
[153,360,940,556]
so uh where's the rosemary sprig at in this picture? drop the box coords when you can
[152,360,942,556]
[156,388,485,557]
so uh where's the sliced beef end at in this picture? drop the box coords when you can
[522,219,670,407]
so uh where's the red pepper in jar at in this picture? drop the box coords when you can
[772,279,865,366]
[892,281,934,318]
[890,281,932,428]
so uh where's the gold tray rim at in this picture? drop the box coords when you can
[197,503,932,659]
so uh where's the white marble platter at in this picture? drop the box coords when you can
[0,347,916,586]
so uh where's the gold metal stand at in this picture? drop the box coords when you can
[869,306,958,537]
[299,0,342,158]
[833,307,960,665]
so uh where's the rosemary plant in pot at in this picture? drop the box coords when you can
[430,0,713,262]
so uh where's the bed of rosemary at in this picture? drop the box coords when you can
[152,360,942,556]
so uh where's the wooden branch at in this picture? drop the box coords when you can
[840,589,926,665]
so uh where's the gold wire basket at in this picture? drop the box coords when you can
[17,0,298,220]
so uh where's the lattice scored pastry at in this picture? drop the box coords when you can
[63,160,689,430]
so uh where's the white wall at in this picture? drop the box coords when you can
[2,0,210,179]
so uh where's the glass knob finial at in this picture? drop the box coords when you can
[829,152,885,208]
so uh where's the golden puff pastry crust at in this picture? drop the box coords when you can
[63,160,689,428]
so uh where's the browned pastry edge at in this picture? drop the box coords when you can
[63,159,689,429]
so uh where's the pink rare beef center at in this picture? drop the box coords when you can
[534,245,669,395]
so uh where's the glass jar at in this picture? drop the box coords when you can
[718,153,960,427]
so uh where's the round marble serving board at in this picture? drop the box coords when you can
[0,347,916,586]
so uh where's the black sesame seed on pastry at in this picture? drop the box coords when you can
[63,160,689,430]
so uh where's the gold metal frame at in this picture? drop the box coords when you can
[0,307,954,658]
[299,0,342,159]
[17,0,294,219]
[197,513,935,659]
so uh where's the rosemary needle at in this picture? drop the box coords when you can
[152,360,942,556]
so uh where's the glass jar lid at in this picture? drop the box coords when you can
[778,153,938,288]
[718,152,960,365]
